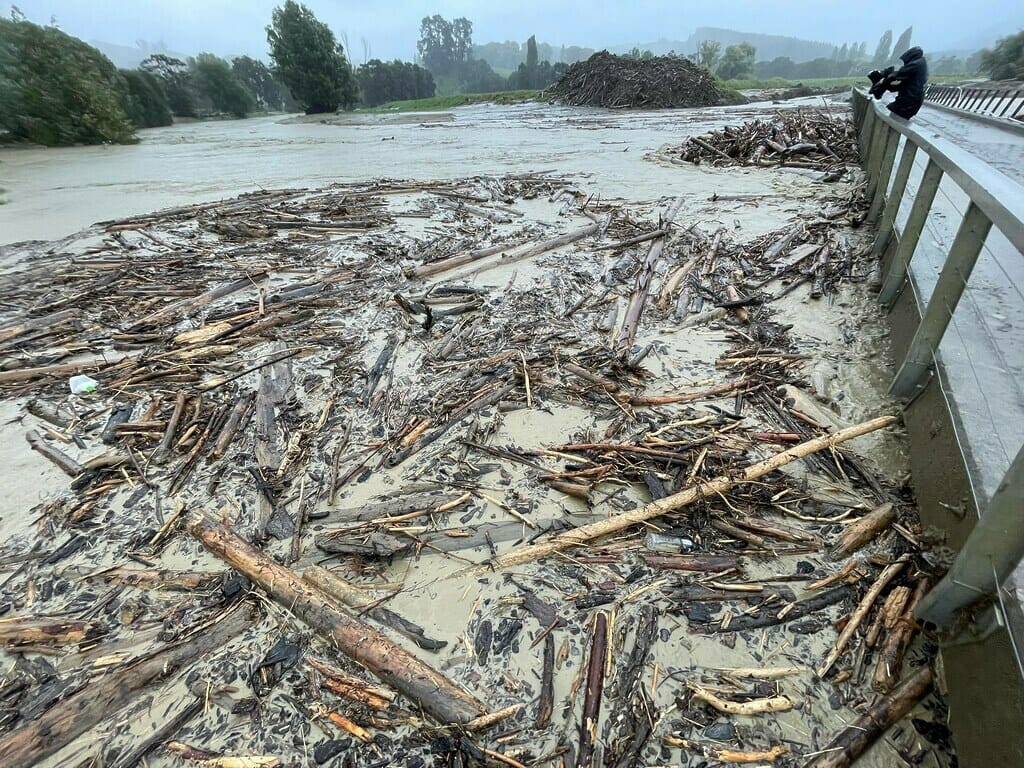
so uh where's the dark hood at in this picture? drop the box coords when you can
[901,47,924,63]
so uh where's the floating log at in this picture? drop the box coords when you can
[829,503,896,560]
[25,429,83,477]
[691,687,792,715]
[664,737,787,763]
[818,560,905,678]
[576,611,608,768]
[0,618,94,646]
[806,666,933,768]
[476,416,897,572]
[187,512,484,724]
[0,606,253,766]
[303,566,446,651]
[872,577,930,692]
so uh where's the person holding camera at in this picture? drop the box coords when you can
[868,47,929,120]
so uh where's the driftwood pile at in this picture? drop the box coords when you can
[548,51,722,109]
[675,109,861,169]
[0,173,955,767]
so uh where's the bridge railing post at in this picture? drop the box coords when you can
[889,202,993,399]
[917,443,1024,627]
[871,142,918,258]
[868,130,901,222]
[878,158,943,306]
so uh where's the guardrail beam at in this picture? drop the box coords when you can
[890,201,993,399]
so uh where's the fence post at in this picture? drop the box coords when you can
[878,159,943,307]
[871,143,918,259]
[890,202,993,399]
[868,131,901,223]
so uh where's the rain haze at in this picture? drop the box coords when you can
[13,0,1024,60]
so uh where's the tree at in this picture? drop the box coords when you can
[0,17,136,145]
[697,40,721,71]
[891,27,913,63]
[232,55,290,110]
[452,17,472,65]
[192,53,253,117]
[716,43,756,80]
[872,30,893,67]
[755,56,796,80]
[526,35,538,73]
[356,59,435,106]
[267,0,357,113]
[140,54,196,116]
[121,69,173,127]
[980,31,1024,80]
[417,14,456,74]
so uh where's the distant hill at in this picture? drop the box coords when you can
[90,40,190,69]
[611,28,838,62]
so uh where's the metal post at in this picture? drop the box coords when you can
[871,142,918,258]
[865,121,889,199]
[879,159,943,306]
[917,444,1024,627]
[868,130,901,223]
[890,202,993,399]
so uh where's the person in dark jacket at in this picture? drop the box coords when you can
[868,47,928,119]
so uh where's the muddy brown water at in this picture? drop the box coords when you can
[0,100,950,767]
[3,98,830,246]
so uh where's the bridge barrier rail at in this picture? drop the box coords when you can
[851,87,1024,638]
[925,83,1024,123]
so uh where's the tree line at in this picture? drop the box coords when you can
[693,26,994,82]
[0,2,435,145]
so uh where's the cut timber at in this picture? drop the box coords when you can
[0,605,253,766]
[187,512,484,724]
[474,415,896,572]
[805,666,933,768]
[829,503,896,560]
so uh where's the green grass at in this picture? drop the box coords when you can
[358,90,543,113]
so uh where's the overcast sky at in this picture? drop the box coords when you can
[14,0,1024,60]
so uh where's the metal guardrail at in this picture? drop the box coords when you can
[925,84,1024,122]
[851,87,1024,630]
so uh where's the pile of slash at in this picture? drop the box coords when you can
[548,51,723,109]
[0,162,954,766]
[673,108,861,172]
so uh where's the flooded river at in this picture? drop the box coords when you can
[0,100,821,244]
